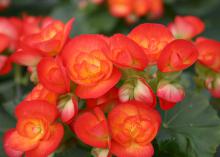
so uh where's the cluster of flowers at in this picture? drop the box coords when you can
[2,14,220,157]
[78,0,163,22]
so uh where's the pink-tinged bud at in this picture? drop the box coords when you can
[58,94,78,124]
[119,78,156,108]
[91,148,110,157]
[134,78,156,108]
[205,76,220,98]
[157,81,185,110]
[118,83,133,102]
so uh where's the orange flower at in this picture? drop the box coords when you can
[3,100,64,157]
[128,23,174,64]
[107,34,148,70]
[196,37,220,72]
[168,16,205,40]
[11,18,74,66]
[37,57,70,94]
[108,101,161,157]
[61,34,121,98]
[158,39,198,72]
[73,107,110,148]
[24,18,74,57]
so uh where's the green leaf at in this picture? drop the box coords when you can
[157,73,220,157]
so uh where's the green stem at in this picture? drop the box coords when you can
[14,65,22,99]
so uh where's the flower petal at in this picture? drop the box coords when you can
[15,100,58,123]
[75,68,121,99]
[25,123,64,157]
[73,107,110,148]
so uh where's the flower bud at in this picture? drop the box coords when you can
[205,76,220,98]
[157,81,185,110]
[119,78,156,108]
[91,148,110,157]
[58,94,78,124]
[118,83,133,102]
[134,78,156,108]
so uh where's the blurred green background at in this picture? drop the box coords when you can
[1,0,220,156]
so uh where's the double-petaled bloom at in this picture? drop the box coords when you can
[3,100,64,157]
[128,23,174,64]
[108,101,161,157]
[168,16,205,40]
[61,34,121,98]
[11,17,74,67]
[73,101,161,157]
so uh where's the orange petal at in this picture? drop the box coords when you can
[111,140,154,157]
[15,100,58,123]
[25,84,58,105]
[37,57,70,94]
[75,68,121,98]
[25,123,64,157]
[108,34,148,70]
[0,33,9,53]
[196,38,220,72]
[159,98,176,110]
[128,23,174,64]
[4,129,39,153]
[0,55,12,75]
[73,107,110,148]
[10,47,42,66]
[158,39,198,72]
[3,129,24,157]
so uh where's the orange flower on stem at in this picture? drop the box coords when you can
[61,34,121,98]
[107,34,148,70]
[11,18,74,66]
[3,100,64,157]
[128,23,174,64]
[196,37,220,72]
[108,101,161,157]
[73,107,110,148]
[37,56,70,94]
[158,39,198,72]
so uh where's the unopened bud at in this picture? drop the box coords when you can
[205,76,220,98]
[58,94,78,123]
[91,148,110,157]
[157,81,185,110]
